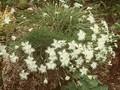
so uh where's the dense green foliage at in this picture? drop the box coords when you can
[62,76,108,90]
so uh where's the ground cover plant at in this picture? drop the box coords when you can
[0,0,120,90]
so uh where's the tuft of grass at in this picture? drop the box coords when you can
[15,4,91,36]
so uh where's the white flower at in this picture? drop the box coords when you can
[46,46,58,62]
[24,56,34,62]
[82,15,86,19]
[87,75,96,80]
[27,7,33,11]
[4,16,11,24]
[77,30,86,40]
[112,51,116,58]
[95,48,108,61]
[75,57,84,66]
[83,48,94,60]
[68,40,78,50]
[90,24,99,34]
[87,13,95,23]
[59,0,65,3]
[69,43,83,58]
[69,65,76,72]
[101,20,108,31]
[74,2,83,8]
[78,43,83,50]
[91,62,97,69]
[24,56,37,72]
[43,12,49,17]
[23,17,26,19]
[114,43,118,48]
[45,47,56,56]
[65,75,70,81]
[96,34,108,50]
[80,67,88,76]
[88,75,96,80]
[46,61,56,70]
[88,75,93,80]
[19,70,29,80]
[51,39,66,49]
[15,45,19,49]
[28,28,33,32]
[9,53,19,63]
[108,61,112,66]
[21,41,35,55]
[70,48,81,59]
[38,64,47,73]
[10,8,15,14]
[63,4,69,9]
[11,36,16,41]
[92,34,97,41]
[43,78,48,84]
[48,55,57,61]
[87,7,92,10]
[27,61,37,72]
[96,40,105,50]
[58,50,70,67]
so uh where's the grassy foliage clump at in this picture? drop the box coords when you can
[15,4,91,39]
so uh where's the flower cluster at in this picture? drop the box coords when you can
[44,28,115,77]
[21,41,35,55]
[0,21,117,84]
[39,11,117,81]
[0,5,119,86]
